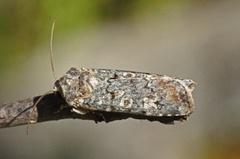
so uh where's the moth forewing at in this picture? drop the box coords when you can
[55,67,196,117]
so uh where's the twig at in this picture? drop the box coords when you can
[0,92,190,128]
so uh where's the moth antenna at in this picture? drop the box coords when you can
[50,17,57,80]
[26,18,58,135]
[26,90,53,135]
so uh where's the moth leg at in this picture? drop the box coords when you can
[55,104,69,113]
[72,107,89,115]
[92,111,107,123]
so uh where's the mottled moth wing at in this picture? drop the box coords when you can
[55,67,196,117]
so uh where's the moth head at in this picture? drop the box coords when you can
[54,68,82,106]
[54,67,94,106]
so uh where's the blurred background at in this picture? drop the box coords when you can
[0,0,240,159]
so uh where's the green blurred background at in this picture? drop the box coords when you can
[0,1,240,159]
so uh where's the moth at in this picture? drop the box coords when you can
[54,67,196,117]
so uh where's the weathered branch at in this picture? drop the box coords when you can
[0,92,189,128]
